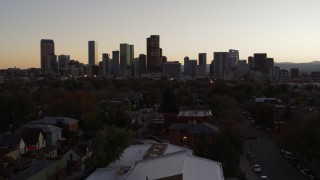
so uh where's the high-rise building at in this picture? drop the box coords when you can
[139,54,147,76]
[58,54,70,76]
[147,35,162,73]
[163,61,181,78]
[130,45,134,77]
[58,55,70,70]
[120,43,130,77]
[88,41,98,66]
[40,39,55,75]
[228,49,239,79]
[253,53,274,75]
[198,53,207,67]
[102,53,111,75]
[214,52,228,79]
[111,50,120,75]
[184,56,190,76]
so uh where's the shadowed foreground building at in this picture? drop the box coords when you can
[87,144,224,180]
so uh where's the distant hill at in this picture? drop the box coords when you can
[275,61,320,73]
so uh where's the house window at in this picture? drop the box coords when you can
[70,153,73,160]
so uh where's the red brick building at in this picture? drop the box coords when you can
[168,121,219,149]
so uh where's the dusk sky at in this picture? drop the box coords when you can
[1,0,319,69]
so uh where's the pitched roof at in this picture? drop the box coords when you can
[24,124,61,133]
[19,128,44,146]
[189,122,219,134]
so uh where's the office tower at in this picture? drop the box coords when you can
[120,43,130,77]
[163,61,181,78]
[253,53,267,72]
[139,54,147,76]
[40,39,55,75]
[228,49,239,79]
[184,56,190,76]
[210,60,215,76]
[102,53,111,75]
[88,41,98,66]
[214,52,228,79]
[248,56,254,71]
[237,60,249,79]
[133,57,139,77]
[147,35,162,73]
[189,60,197,77]
[198,53,207,67]
[130,45,134,77]
[253,53,273,75]
[228,49,239,69]
[58,55,70,70]
[112,51,120,75]
[58,54,70,76]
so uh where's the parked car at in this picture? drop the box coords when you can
[281,149,296,161]
[260,176,269,180]
[253,164,262,173]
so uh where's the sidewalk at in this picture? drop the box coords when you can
[240,141,259,180]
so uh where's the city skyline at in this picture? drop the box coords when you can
[1,0,320,69]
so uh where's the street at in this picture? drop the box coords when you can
[239,119,306,180]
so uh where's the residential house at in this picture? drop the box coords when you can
[23,124,63,146]
[62,143,91,172]
[0,147,21,178]
[31,117,79,145]
[0,132,26,155]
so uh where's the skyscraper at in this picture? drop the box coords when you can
[58,54,70,76]
[111,50,120,75]
[102,53,111,75]
[228,49,239,79]
[88,41,97,66]
[120,43,130,77]
[198,53,207,67]
[40,39,54,75]
[138,54,147,76]
[130,45,134,77]
[147,35,162,73]
[214,52,228,79]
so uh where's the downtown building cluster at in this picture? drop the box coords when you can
[1,35,319,82]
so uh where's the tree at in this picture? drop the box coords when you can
[254,103,274,128]
[0,90,36,128]
[194,130,244,177]
[160,87,179,113]
[85,126,131,169]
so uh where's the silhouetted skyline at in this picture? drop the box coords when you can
[1,0,320,68]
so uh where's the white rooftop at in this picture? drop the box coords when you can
[87,144,193,180]
[123,151,224,180]
[86,168,121,180]
[108,144,192,168]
